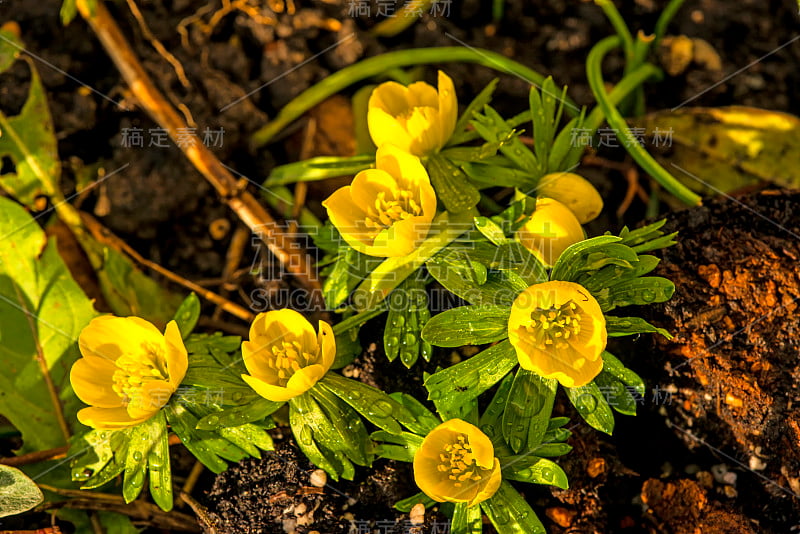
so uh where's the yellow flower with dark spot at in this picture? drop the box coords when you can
[70,316,188,430]
[322,144,436,257]
[241,309,335,402]
[368,70,458,156]
[508,281,607,388]
[517,197,585,267]
[413,419,501,507]
[537,172,604,224]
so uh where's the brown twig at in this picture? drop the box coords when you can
[75,0,321,302]
[0,446,69,467]
[42,499,201,532]
[125,0,190,88]
[180,492,221,534]
[211,226,250,321]
[80,212,255,322]
[176,461,204,509]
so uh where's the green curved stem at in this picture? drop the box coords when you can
[595,0,634,64]
[586,36,701,206]
[654,0,687,45]
[584,61,660,132]
[251,47,575,147]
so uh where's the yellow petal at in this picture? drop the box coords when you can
[163,320,188,387]
[437,71,458,145]
[242,374,297,403]
[407,81,438,108]
[285,364,326,397]
[537,172,604,224]
[127,379,174,420]
[78,315,163,364]
[468,458,502,507]
[436,419,495,469]
[317,321,336,371]
[323,185,373,252]
[70,357,122,409]
[367,108,413,152]
[405,106,443,156]
[374,145,426,192]
[243,310,318,377]
[349,168,399,208]
[372,218,423,258]
[369,81,411,116]
[77,406,148,430]
[517,197,585,266]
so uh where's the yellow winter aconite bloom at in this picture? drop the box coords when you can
[537,172,604,224]
[322,144,436,257]
[241,309,335,402]
[368,70,458,156]
[70,316,188,430]
[414,419,501,507]
[508,281,607,388]
[517,197,585,267]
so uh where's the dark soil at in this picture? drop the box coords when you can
[4,0,800,532]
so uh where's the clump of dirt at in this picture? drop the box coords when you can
[643,189,800,529]
[641,478,755,533]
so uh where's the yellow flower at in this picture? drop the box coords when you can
[517,197,585,267]
[322,144,436,257]
[70,316,188,430]
[537,172,604,224]
[508,281,607,388]
[241,309,335,402]
[413,419,501,507]
[367,70,458,156]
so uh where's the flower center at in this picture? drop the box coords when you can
[363,190,421,233]
[522,300,582,350]
[112,346,169,405]
[267,341,316,387]
[436,434,484,488]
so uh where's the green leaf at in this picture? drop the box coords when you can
[449,78,499,146]
[602,351,645,396]
[0,465,44,518]
[421,305,510,347]
[597,276,675,312]
[123,413,164,505]
[594,371,638,416]
[264,154,374,186]
[91,243,183,326]
[173,293,201,338]
[196,398,282,430]
[426,154,481,213]
[478,374,514,452]
[0,197,96,452]
[549,235,622,283]
[481,481,546,534]
[289,403,341,480]
[309,387,372,466]
[384,277,431,367]
[565,383,615,435]
[79,431,129,490]
[500,456,569,489]
[388,392,439,435]
[472,106,538,173]
[549,109,587,172]
[165,404,247,473]
[501,370,557,453]
[354,210,474,310]
[461,161,532,188]
[147,412,172,511]
[606,316,671,338]
[318,373,416,434]
[323,246,379,309]
[452,501,483,534]
[474,216,509,246]
[0,34,60,206]
[371,430,423,462]
[424,340,517,415]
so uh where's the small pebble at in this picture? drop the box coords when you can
[409,503,425,525]
[310,469,327,487]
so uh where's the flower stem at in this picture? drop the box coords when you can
[586,36,701,206]
[251,47,573,147]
